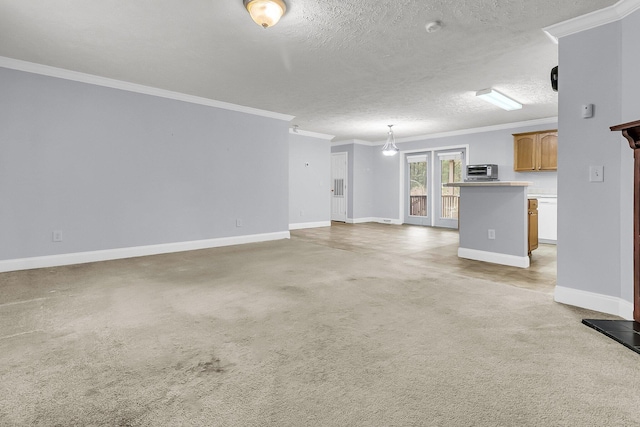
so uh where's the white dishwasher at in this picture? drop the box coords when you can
[537,197,557,243]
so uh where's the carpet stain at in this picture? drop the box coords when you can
[84,387,99,397]
[279,285,307,295]
[190,355,226,374]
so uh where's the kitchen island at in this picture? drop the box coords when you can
[445,181,532,268]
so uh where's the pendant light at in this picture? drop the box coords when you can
[244,0,287,29]
[382,125,399,156]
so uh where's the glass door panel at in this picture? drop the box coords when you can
[434,150,464,228]
[405,153,430,226]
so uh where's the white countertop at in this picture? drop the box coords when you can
[528,194,557,198]
[445,181,532,187]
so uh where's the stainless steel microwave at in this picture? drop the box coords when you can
[465,164,498,181]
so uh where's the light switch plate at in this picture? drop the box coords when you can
[589,165,604,182]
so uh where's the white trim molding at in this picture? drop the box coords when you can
[289,128,334,140]
[0,231,290,273]
[375,118,558,146]
[458,248,530,268]
[346,217,376,224]
[554,286,634,320]
[331,118,559,148]
[544,0,640,43]
[375,218,403,225]
[345,217,402,225]
[0,56,294,122]
[331,139,376,148]
[289,221,331,230]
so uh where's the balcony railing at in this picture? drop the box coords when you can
[410,195,427,216]
[409,195,459,219]
[441,195,459,219]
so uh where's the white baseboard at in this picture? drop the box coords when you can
[346,217,375,224]
[458,247,530,268]
[346,217,402,225]
[539,239,557,245]
[289,221,331,230]
[374,218,403,225]
[554,286,634,320]
[0,231,291,273]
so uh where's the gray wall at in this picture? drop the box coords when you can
[352,144,374,219]
[0,67,290,260]
[458,186,528,257]
[557,20,625,299]
[289,133,331,225]
[372,150,401,220]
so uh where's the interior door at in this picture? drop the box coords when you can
[331,152,347,222]
[434,149,465,228]
[404,153,430,226]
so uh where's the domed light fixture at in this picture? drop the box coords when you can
[382,125,399,156]
[244,0,287,28]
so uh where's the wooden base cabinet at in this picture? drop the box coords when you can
[514,130,558,171]
[528,199,539,256]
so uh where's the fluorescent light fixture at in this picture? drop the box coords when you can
[475,88,522,111]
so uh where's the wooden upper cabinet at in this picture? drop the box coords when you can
[513,130,558,172]
[514,135,537,171]
[538,132,558,170]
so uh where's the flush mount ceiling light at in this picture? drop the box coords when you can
[244,0,287,28]
[475,88,523,111]
[382,125,399,156]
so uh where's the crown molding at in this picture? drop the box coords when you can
[331,139,376,147]
[0,56,295,122]
[289,128,334,140]
[371,117,558,145]
[543,0,640,43]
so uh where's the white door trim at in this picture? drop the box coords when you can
[331,152,348,222]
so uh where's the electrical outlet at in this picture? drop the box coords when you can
[488,229,496,240]
[300,210,304,217]
[52,230,63,242]
[236,219,243,227]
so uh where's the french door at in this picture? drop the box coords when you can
[434,150,464,228]
[404,153,430,225]
[403,148,465,228]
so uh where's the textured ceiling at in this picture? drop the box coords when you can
[0,0,619,141]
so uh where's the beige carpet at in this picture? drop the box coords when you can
[0,236,638,426]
